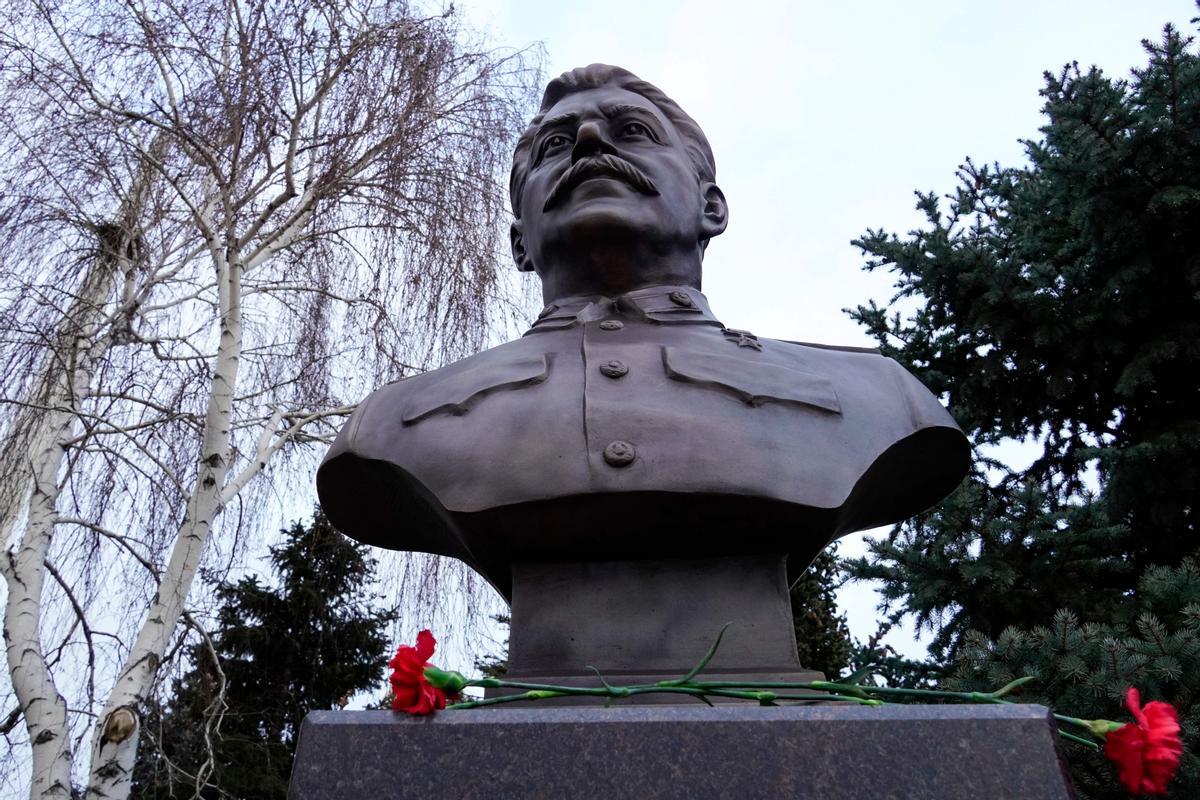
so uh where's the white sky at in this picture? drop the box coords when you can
[453,0,1198,661]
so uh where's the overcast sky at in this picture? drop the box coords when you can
[454,0,1199,660]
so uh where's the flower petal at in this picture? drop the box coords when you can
[1125,687,1149,729]
[416,629,436,661]
[387,632,446,716]
[1105,688,1183,795]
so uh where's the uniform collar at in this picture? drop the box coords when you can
[526,285,722,334]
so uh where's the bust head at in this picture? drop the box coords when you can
[510,65,728,304]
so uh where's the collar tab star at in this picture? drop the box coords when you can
[722,327,762,351]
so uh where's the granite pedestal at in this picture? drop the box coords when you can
[288,705,1076,799]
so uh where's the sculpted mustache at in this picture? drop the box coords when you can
[543,154,660,212]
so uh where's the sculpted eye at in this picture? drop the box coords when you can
[620,121,652,138]
[539,133,572,156]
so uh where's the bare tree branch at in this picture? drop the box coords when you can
[0,1,539,796]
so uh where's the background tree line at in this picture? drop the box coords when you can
[0,0,537,796]
[131,510,393,799]
[841,15,1200,799]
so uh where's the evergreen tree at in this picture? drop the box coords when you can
[844,16,1200,797]
[790,545,853,678]
[133,509,397,799]
[948,559,1200,799]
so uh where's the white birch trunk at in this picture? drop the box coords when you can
[82,253,243,800]
[2,139,164,799]
[1,6,528,796]
[2,262,120,799]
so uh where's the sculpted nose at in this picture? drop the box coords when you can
[572,120,617,162]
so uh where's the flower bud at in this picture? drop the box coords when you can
[423,666,468,695]
[1084,718,1124,739]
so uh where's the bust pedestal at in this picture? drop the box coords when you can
[499,554,821,700]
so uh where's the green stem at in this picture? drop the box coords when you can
[451,686,758,710]
[453,677,1053,716]
[681,681,824,690]
[1057,729,1101,750]
[769,693,881,705]
[690,681,1012,705]
[466,679,615,695]
[449,691,568,710]
[462,678,1036,707]
[811,682,1011,704]
[450,682,894,710]
[449,684,806,709]
[1052,714,1092,731]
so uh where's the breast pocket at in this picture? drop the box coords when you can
[662,347,841,414]
[402,353,550,424]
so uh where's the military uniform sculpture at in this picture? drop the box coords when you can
[318,65,970,682]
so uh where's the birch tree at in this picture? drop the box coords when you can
[0,1,536,796]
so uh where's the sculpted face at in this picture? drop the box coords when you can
[512,85,727,302]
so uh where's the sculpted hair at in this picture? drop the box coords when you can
[509,64,716,219]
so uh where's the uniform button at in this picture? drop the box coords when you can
[598,320,624,331]
[603,440,636,467]
[668,290,696,308]
[599,360,628,378]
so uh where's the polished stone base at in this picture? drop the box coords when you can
[288,705,1076,799]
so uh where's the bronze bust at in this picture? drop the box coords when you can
[318,65,969,682]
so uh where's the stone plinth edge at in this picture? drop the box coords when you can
[288,704,1076,799]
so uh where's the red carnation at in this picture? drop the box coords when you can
[1104,687,1183,795]
[388,629,448,715]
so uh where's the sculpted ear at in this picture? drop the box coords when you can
[700,182,728,241]
[510,220,534,272]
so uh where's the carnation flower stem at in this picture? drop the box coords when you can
[1057,730,1101,750]
[466,679,614,694]
[458,663,1101,753]
[451,677,1104,748]
[446,682,1103,749]
[808,682,1012,703]
[449,692,569,709]
[1052,714,1092,731]
[449,681,911,710]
